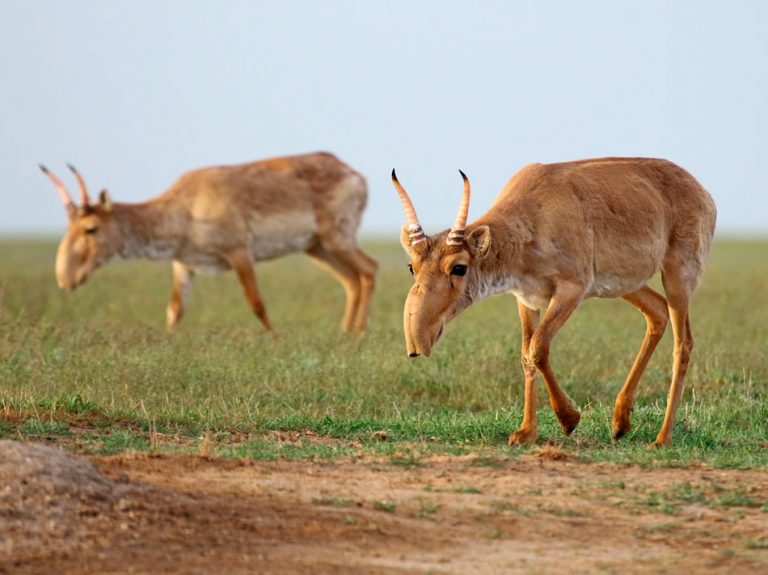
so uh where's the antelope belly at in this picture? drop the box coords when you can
[249,233,315,261]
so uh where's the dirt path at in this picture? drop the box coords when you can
[1,442,766,574]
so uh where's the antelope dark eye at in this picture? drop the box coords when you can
[407,263,414,275]
[450,264,467,276]
[85,227,98,235]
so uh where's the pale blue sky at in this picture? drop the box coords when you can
[2,0,766,236]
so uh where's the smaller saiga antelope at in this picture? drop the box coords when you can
[393,158,716,446]
[41,152,377,334]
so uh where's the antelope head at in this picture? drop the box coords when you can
[40,165,120,291]
[393,169,492,357]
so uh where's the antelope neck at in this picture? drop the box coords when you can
[114,201,184,260]
[466,218,529,301]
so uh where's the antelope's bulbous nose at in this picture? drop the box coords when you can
[56,270,86,292]
[407,346,432,358]
[56,275,74,292]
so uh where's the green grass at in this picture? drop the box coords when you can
[0,238,766,467]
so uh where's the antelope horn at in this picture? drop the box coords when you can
[39,164,76,217]
[67,163,91,206]
[446,170,470,246]
[391,169,426,245]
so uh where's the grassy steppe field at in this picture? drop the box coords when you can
[1,238,766,467]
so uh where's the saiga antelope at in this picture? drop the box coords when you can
[41,152,377,334]
[393,158,716,446]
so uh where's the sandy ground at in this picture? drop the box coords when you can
[1,440,766,574]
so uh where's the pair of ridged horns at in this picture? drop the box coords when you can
[39,164,91,215]
[391,169,470,246]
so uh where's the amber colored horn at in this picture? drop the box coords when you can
[446,170,470,246]
[391,169,426,245]
[67,163,91,206]
[39,164,76,218]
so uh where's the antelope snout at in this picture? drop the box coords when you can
[57,271,87,292]
[403,317,440,358]
[56,276,76,292]
[405,336,434,358]
[407,349,431,358]
[403,297,442,359]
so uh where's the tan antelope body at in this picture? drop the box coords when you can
[393,158,716,446]
[42,152,377,334]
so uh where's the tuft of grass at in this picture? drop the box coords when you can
[415,499,442,517]
[636,522,680,537]
[389,450,423,468]
[470,457,505,468]
[671,481,707,504]
[743,539,768,549]
[716,490,760,508]
[311,497,356,508]
[217,438,355,462]
[373,500,397,513]
[97,430,149,454]
[542,506,587,518]
[454,486,483,494]
[598,479,626,490]
[21,418,71,437]
[620,479,765,517]
[0,420,13,438]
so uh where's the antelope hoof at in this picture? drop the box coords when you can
[508,428,537,446]
[351,328,366,342]
[611,413,631,442]
[612,427,628,442]
[166,307,181,331]
[651,435,672,449]
[557,408,581,436]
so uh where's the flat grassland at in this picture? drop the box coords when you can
[1,238,766,573]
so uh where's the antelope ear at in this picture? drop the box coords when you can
[400,224,413,253]
[466,225,491,258]
[98,189,113,212]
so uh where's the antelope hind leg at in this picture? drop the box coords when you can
[612,286,669,441]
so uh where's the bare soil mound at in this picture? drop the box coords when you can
[0,441,766,574]
[0,440,124,567]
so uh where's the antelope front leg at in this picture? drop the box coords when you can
[226,247,273,332]
[509,301,540,445]
[528,283,584,436]
[166,261,195,330]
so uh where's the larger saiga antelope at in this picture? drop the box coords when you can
[393,158,716,446]
[41,152,377,334]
